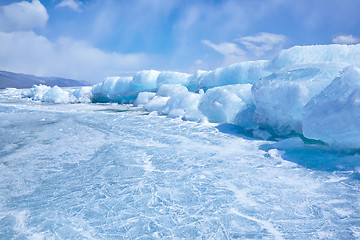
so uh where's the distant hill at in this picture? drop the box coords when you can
[0,70,91,89]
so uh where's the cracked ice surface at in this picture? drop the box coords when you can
[0,96,360,239]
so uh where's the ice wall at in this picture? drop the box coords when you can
[91,71,161,103]
[15,43,360,148]
[89,61,271,103]
[91,71,191,103]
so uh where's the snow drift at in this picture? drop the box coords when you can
[13,43,360,148]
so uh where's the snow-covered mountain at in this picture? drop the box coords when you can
[0,70,90,89]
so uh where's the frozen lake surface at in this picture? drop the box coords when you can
[0,93,360,239]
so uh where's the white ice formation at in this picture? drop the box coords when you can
[12,43,360,148]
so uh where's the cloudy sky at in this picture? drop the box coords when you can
[0,0,359,83]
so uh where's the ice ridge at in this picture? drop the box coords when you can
[9,43,360,149]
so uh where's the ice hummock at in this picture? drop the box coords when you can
[199,84,253,124]
[10,43,360,148]
[21,84,92,103]
[303,66,360,148]
[22,84,51,101]
[252,63,345,135]
[140,84,204,121]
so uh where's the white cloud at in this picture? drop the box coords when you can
[236,32,286,59]
[0,31,148,83]
[56,0,83,12]
[202,40,247,65]
[0,1,149,83]
[202,32,286,65]
[0,0,48,32]
[195,59,203,65]
[332,35,360,44]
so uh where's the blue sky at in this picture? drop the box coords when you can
[0,0,360,83]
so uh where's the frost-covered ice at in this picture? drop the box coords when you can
[1,93,360,239]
